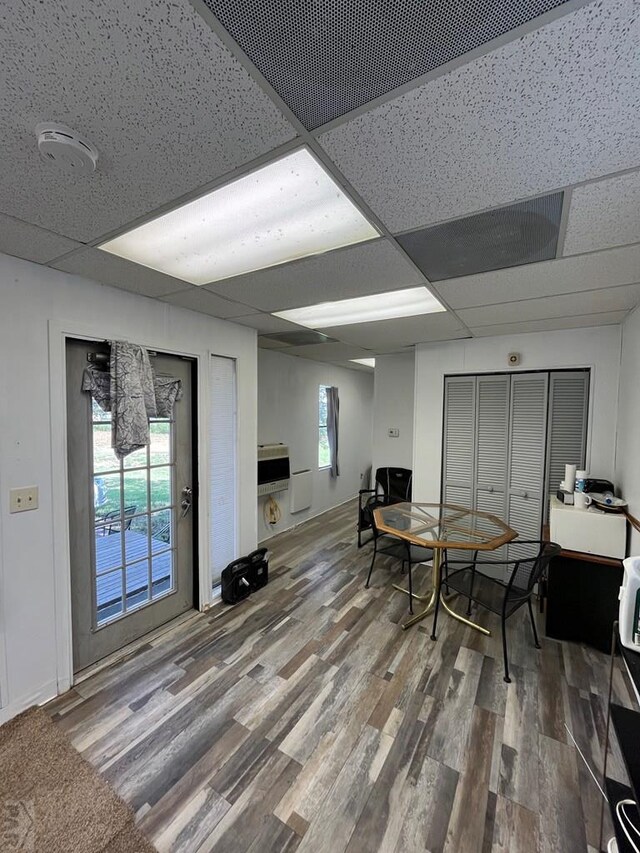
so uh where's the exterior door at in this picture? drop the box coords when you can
[66,339,195,672]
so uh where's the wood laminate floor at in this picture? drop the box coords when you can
[47,500,637,853]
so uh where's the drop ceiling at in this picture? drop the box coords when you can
[0,0,639,372]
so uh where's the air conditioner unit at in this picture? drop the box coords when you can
[257,444,290,496]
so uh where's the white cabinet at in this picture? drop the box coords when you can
[549,497,626,559]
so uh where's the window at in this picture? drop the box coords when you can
[318,385,330,468]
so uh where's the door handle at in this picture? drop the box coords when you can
[521,491,528,499]
[180,486,193,518]
[488,486,494,493]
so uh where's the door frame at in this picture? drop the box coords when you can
[49,319,215,694]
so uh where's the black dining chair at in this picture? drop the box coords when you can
[364,506,432,614]
[357,467,413,548]
[431,540,561,682]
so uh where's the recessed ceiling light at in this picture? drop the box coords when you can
[97,148,379,284]
[350,358,376,368]
[273,287,445,328]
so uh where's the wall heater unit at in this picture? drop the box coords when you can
[290,469,312,513]
[258,444,290,496]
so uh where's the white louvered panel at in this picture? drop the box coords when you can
[210,355,237,587]
[475,375,509,488]
[508,494,543,565]
[508,374,548,495]
[443,485,472,508]
[443,377,475,487]
[546,372,589,494]
[475,488,508,568]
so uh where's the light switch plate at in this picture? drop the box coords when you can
[10,486,39,513]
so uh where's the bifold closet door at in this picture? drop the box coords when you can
[474,375,510,572]
[545,371,589,521]
[442,376,476,509]
[507,372,549,563]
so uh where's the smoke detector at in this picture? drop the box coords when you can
[35,122,98,175]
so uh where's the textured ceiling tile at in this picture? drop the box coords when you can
[320,313,468,350]
[469,311,628,337]
[434,243,640,310]
[52,248,193,298]
[457,283,640,327]
[204,239,425,311]
[564,170,640,255]
[0,214,81,263]
[232,313,306,334]
[320,0,640,232]
[280,342,373,362]
[204,0,572,130]
[0,0,295,242]
[160,287,258,319]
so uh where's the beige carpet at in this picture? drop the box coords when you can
[0,707,156,853]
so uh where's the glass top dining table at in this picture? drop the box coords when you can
[373,502,517,632]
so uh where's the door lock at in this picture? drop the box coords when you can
[180,486,193,518]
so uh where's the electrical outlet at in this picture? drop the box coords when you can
[10,486,39,514]
[388,428,400,438]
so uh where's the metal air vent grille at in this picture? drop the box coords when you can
[203,0,571,129]
[398,193,563,281]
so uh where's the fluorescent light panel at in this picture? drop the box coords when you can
[273,287,445,328]
[350,358,376,368]
[98,148,379,284]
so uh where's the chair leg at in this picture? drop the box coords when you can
[501,614,511,683]
[527,598,541,649]
[406,544,413,614]
[365,539,378,588]
[466,566,476,616]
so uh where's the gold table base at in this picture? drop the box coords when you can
[394,548,490,635]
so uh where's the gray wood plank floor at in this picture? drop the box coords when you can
[47,500,637,853]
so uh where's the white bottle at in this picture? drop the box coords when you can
[619,556,640,650]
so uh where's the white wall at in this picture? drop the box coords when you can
[257,348,373,540]
[0,252,257,723]
[372,352,415,473]
[616,305,640,554]
[413,326,622,503]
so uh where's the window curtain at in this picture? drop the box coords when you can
[326,386,340,478]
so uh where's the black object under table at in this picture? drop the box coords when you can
[545,547,623,653]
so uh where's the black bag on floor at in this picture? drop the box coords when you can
[220,557,252,604]
[248,548,269,591]
[221,549,270,604]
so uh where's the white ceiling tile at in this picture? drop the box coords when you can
[52,248,193,298]
[469,311,628,337]
[458,283,640,327]
[231,313,305,334]
[433,244,640,310]
[0,214,81,263]
[0,0,295,242]
[320,312,468,350]
[204,239,425,311]
[160,287,258,319]
[279,342,373,362]
[564,170,640,255]
[320,0,640,232]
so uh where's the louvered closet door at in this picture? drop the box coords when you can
[507,373,549,563]
[474,375,510,571]
[545,371,589,521]
[442,377,476,509]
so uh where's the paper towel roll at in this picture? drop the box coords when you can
[564,464,577,492]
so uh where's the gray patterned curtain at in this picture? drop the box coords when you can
[326,386,340,478]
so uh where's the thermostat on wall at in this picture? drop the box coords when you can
[508,352,521,366]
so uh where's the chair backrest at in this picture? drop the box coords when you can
[375,467,412,503]
[508,541,561,594]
